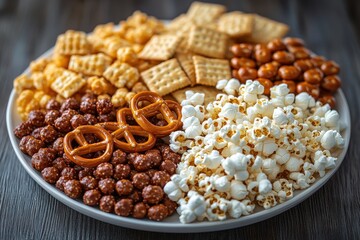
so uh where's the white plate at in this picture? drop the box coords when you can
[6,46,351,233]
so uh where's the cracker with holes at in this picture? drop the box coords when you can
[176,52,196,86]
[68,53,112,76]
[193,55,231,86]
[51,71,86,98]
[141,58,191,96]
[242,14,289,43]
[166,14,190,31]
[172,85,221,106]
[187,1,226,25]
[217,11,254,38]
[138,35,180,61]
[187,25,228,59]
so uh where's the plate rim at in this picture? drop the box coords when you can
[6,48,352,234]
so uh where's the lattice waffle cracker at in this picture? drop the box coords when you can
[138,34,180,61]
[68,53,112,76]
[51,71,86,98]
[54,30,91,56]
[103,61,140,89]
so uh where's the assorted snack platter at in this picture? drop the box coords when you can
[7,1,350,232]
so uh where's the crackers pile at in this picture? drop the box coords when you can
[136,1,289,102]
[14,2,290,119]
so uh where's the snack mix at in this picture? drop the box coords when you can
[13,2,345,223]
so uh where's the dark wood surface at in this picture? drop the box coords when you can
[1,0,360,239]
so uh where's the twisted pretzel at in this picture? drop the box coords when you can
[97,108,156,152]
[130,91,182,137]
[63,125,113,168]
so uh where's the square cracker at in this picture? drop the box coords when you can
[187,1,226,25]
[242,14,289,43]
[217,12,254,38]
[187,25,228,59]
[138,35,180,61]
[176,52,196,86]
[166,14,191,31]
[141,58,191,96]
[172,86,221,106]
[193,55,231,87]
[51,71,86,98]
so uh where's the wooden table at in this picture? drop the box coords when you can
[1,0,359,239]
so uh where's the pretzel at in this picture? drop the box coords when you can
[63,125,114,168]
[97,108,156,152]
[130,91,182,137]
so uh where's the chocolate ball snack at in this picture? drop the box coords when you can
[229,37,341,108]
[13,94,181,221]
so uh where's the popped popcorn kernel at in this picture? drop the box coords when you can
[167,80,345,223]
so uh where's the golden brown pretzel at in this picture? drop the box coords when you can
[63,125,113,168]
[130,91,182,137]
[97,108,156,152]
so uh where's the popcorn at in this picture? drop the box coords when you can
[256,192,277,209]
[220,125,240,144]
[324,110,340,128]
[254,98,274,117]
[261,158,280,181]
[178,191,206,223]
[181,105,204,122]
[257,173,272,195]
[215,79,228,90]
[254,138,278,156]
[295,92,316,110]
[320,130,345,150]
[284,156,304,172]
[313,150,337,177]
[273,179,293,203]
[230,180,248,200]
[273,147,291,165]
[271,84,295,107]
[242,80,264,104]
[313,103,331,117]
[182,116,202,139]
[213,176,231,192]
[181,91,205,106]
[222,153,251,181]
[202,150,223,169]
[216,78,241,95]
[228,199,255,218]
[164,174,189,201]
[219,102,239,121]
[166,81,345,223]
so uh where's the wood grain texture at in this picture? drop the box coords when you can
[0,0,359,239]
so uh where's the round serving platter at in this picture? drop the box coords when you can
[6,43,351,233]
